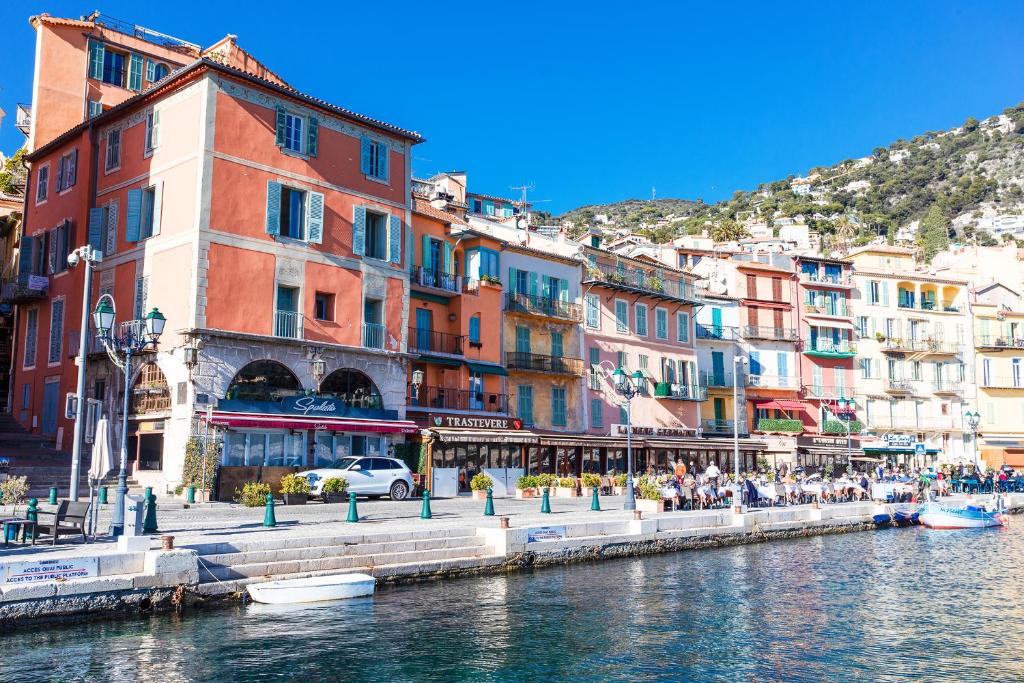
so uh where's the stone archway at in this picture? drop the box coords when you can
[320,368,382,409]
[226,360,302,402]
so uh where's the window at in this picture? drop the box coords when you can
[102,48,127,86]
[24,308,38,368]
[589,347,601,390]
[469,315,481,344]
[635,304,648,336]
[859,358,873,378]
[87,101,104,119]
[551,331,564,358]
[145,110,160,152]
[55,150,77,192]
[46,221,72,275]
[365,211,388,260]
[151,62,170,82]
[284,113,304,153]
[140,186,158,239]
[912,360,922,381]
[360,136,388,181]
[281,187,306,240]
[615,300,629,333]
[590,399,603,428]
[856,316,868,338]
[106,129,121,172]
[314,292,334,321]
[266,182,323,244]
[134,275,149,321]
[552,387,567,426]
[617,351,628,370]
[655,308,668,340]
[868,281,880,305]
[677,312,690,343]
[517,385,534,426]
[585,294,600,329]
[36,165,49,204]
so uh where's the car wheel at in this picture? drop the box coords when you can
[390,480,409,500]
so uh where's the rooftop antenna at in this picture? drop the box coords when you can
[510,183,534,209]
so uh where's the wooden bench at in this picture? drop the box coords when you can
[33,500,91,545]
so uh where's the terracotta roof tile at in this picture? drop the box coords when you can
[413,199,470,227]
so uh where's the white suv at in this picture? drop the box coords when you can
[299,457,414,500]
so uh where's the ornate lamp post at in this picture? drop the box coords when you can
[837,396,856,470]
[410,369,425,403]
[66,245,102,500]
[733,356,747,482]
[93,296,166,536]
[965,410,981,472]
[613,366,644,511]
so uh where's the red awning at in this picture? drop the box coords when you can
[206,411,419,434]
[755,399,806,411]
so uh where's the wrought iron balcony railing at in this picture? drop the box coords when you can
[408,385,508,413]
[408,328,465,355]
[505,351,584,376]
[504,292,582,321]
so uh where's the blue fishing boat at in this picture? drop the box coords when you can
[918,499,1007,529]
[873,503,920,527]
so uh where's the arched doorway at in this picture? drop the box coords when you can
[132,362,171,414]
[225,360,302,402]
[319,368,382,409]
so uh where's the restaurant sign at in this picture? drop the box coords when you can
[884,433,914,447]
[797,435,861,449]
[430,415,523,430]
[610,424,693,438]
[3,557,98,584]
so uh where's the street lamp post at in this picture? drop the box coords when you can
[965,410,981,472]
[613,367,645,511]
[733,356,747,482]
[66,245,103,500]
[93,296,166,536]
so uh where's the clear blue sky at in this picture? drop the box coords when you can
[2,1,1023,213]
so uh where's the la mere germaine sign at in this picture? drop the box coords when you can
[610,424,693,438]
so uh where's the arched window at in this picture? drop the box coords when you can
[320,369,382,409]
[132,363,170,414]
[226,360,302,402]
[153,63,170,81]
[469,314,481,344]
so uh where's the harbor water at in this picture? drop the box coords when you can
[3,523,1023,682]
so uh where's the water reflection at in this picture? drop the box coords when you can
[3,526,1024,682]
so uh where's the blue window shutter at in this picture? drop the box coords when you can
[882,282,890,307]
[150,181,163,237]
[128,54,143,91]
[379,144,389,180]
[443,241,452,274]
[307,116,319,157]
[67,149,77,187]
[352,206,366,256]
[146,59,155,82]
[307,191,324,244]
[360,137,371,174]
[125,189,142,242]
[88,207,107,252]
[469,316,480,343]
[528,272,538,298]
[88,41,104,79]
[508,267,517,293]
[422,235,432,270]
[275,107,287,146]
[388,215,401,264]
[264,181,281,236]
[18,237,33,277]
[749,351,761,376]
[559,279,568,303]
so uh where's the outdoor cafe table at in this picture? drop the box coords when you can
[870,482,913,500]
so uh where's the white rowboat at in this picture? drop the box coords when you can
[246,573,376,604]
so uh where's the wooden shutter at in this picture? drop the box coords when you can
[150,182,163,237]
[443,241,452,274]
[746,274,757,299]
[528,272,538,298]
[507,267,517,294]
[306,191,324,244]
[67,149,77,187]
[49,300,64,364]
[88,40,104,79]
[422,236,432,271]
[352,206,366,256]
[360,137,371,175]
[469,316,480,342]
[264,181,281,236]
[146,59,155,82]
[379,144,389,181]
[307,116,319,157]
[773,309,784,331]
[128,54,143,91]
[18,236,32,278]
[125,189,142,242]
[388,215,401,264]
[772,277,782,301]
[47,229,57,274]
[275,107,287,146]
[105,200,118,256]
[747,305,758,326]
[56,156,65,193]
[88,207,107,252]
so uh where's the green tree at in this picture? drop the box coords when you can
[917,204,950,261]
[710,219,749,242]
[0,149,27,195]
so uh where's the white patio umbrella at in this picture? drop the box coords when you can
[88,418,114,535]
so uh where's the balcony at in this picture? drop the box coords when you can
[803,339,856,358]
[700,371,736,388]
[885,379,916,394]
[882,338,961,355]
[702,419,745,436]
[505,292,582,322]
[15,103,31,136]
[822,419,862,434]
[799,270,853,287]
[980,375,1024,390]
[409,385,508,413]
[746,374,796,389]
[274,310,303,340]
[742,326,799,342]
[975,335,1024,350]
[408,328,465,356]
[505,351,584,376]
[584,263,700,304]
[0,274,48,304]
[410,266,461,296]
[932,381,962,396]
[654,383,707,401]
[896,298,961,313]
[362,322,385,350]
[695,324,738,341]
[866,415,960,431]
[803,385,853,399]
[802,302,850,318]
[756,418,803,433]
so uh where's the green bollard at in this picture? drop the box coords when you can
[263,493,277,527]
[420,489,432,519]
[591,486,601,511]
[346,492,359,523]
[98,486,108,505]
[144,486,153,503]
[143,492,159,533]
[26,498,38,540]
[540,487,551,514]
[48,487,58,505]
[186,486,196,504]
[484,488,495,516]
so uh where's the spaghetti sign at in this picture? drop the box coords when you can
[3,557,98,584]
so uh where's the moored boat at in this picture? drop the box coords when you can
[873,503,920,527]
[247,573,376,604]
[918,501,1007,529]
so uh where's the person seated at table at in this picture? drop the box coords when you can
[705,462,722,489]
[859,473,870,500]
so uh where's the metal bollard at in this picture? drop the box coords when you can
[186,486,196,504]
[634,510,643,521]
[591,486,601,511]
[26,498,38,541]
[161,535,175,551]
[263,493,277,527]
[540,487,551,514]
[420,489,432,519]
[499,516,510,529]
[98,486,108,505]
[346,492,359,523]
[48,487,58,505]
[484,488,495,516]
[143,492,159,534]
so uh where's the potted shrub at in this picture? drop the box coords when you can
[635,478,668,513]
[279,473,311,505]
[234,481,271,508]
[470,472,493,500]
[582,473,601,496]
[535,473,557,495]
[556,476,580,497]
[612,473,629,496]
[515,474,538,499]
[321,476,349,504]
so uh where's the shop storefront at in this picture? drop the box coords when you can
[796,434,865,472]
[861,433,941,469]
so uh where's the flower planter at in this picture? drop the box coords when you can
[636,498,668,513]
[515,488,536,499]
[282,493,308,506]
[555,487,579,498]
[471,489,489,500]
[322,492,347,504]
[612,486,628,496]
